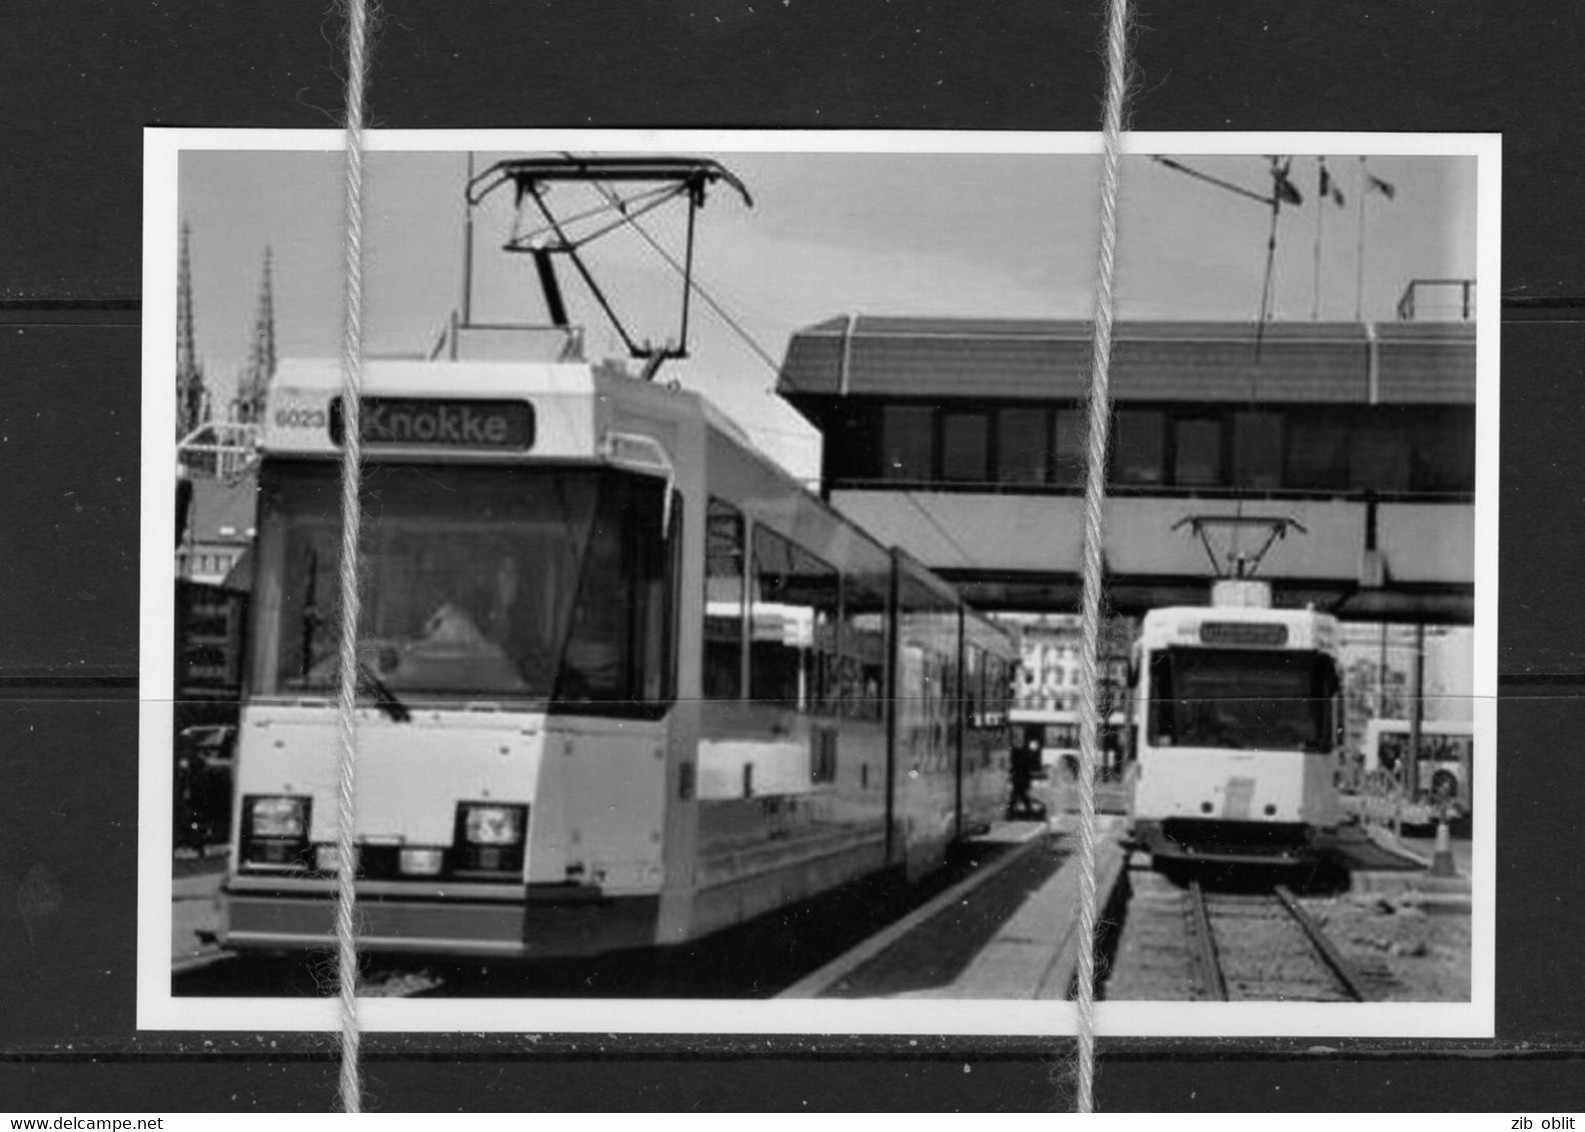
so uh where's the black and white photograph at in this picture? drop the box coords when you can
[140,130,1496,1036]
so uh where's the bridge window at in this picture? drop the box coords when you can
[997,407,1050,484]
[843,399,1470,499]
[1172,417,1225,487]
[703,499,745,702]
[1286,411,1350,490]
[1348,415,1411,492]
[1408,407,1475,493]
[941,410,990,483]
[880,404,934,481]
[1113,409,1166,485]
[1052,409,1087,486]
[1232,411,1284,489]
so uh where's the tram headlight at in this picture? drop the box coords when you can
[454,802,528,876]
[241,794,311,870]
[460,803,526,845]
[249,796,308,838]
[314,843,360,874]
[398,847,445,876]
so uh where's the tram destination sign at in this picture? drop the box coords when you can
[1200,621,1289,647]
[328,397,535,450]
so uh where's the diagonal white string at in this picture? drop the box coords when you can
[334,0,374,1114]
[1074,0,1131,1114]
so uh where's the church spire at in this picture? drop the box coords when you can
[234,246,276,426]
[175,221,210,439]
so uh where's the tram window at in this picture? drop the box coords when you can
[1232,411,1284,490]
[653,498,683,703]
[1113,410,1166,486]
[703,499,746,702]
[839,568,889,721]
[1148,647,1335,752]
[556,480,676,707]
[997,407,1051,484]
[1051,409,1086,486]
[811,727,838,783]
[964,645,983,727]
[981,654,999,725]
[254,464,675,714]
[749,526,840,713]
[1173,417,1225,487]
[880,405,935,481]
[896,577,958,762]
[941,411,990,483]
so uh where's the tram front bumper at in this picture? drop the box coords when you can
[221,879,661,960]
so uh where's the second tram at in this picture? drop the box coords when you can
[1128,587,1345,863]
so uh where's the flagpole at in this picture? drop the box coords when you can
[1355,157,1367,322]
[1312,157,1324,321]
[1256,158,1283,359]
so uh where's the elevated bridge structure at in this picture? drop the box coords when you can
[776,316,1476,625]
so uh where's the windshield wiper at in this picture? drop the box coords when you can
[357,661,412,723]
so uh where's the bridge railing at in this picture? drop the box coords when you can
[1396,278,1475,322]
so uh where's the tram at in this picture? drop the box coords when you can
[217,157,1016,960]
[1127,582,1345,864]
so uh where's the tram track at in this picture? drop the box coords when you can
[1184,878,1373,1003]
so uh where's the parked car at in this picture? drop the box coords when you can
[174,724,236,850]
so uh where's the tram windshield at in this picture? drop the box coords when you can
[1147,647,1337,753]
[248,462,674,713]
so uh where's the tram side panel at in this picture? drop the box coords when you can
[604,393,705,948]
[685,424,892,940]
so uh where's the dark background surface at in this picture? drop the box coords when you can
[2,0,1582,1112]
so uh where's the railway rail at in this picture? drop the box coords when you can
[1184,879,1373,1003]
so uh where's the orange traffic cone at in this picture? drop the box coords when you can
[1429,818,1457,878]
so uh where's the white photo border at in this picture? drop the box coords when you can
[140,128,1500,1036]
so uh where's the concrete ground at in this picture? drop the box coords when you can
[171,864,226,969]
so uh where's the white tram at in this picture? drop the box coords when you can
[219,351,1016,959]
[1128,586,1345,863]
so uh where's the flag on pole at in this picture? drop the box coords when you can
[1366,171,1397,200]
[1273,158,1304,206]
[1319,160,1346,206]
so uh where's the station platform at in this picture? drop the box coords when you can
[1341,824,1473,901]
[780,814,1130,1000]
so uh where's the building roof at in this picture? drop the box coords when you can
[777,315,1475,406]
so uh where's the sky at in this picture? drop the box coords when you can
[177,143,1479,482]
